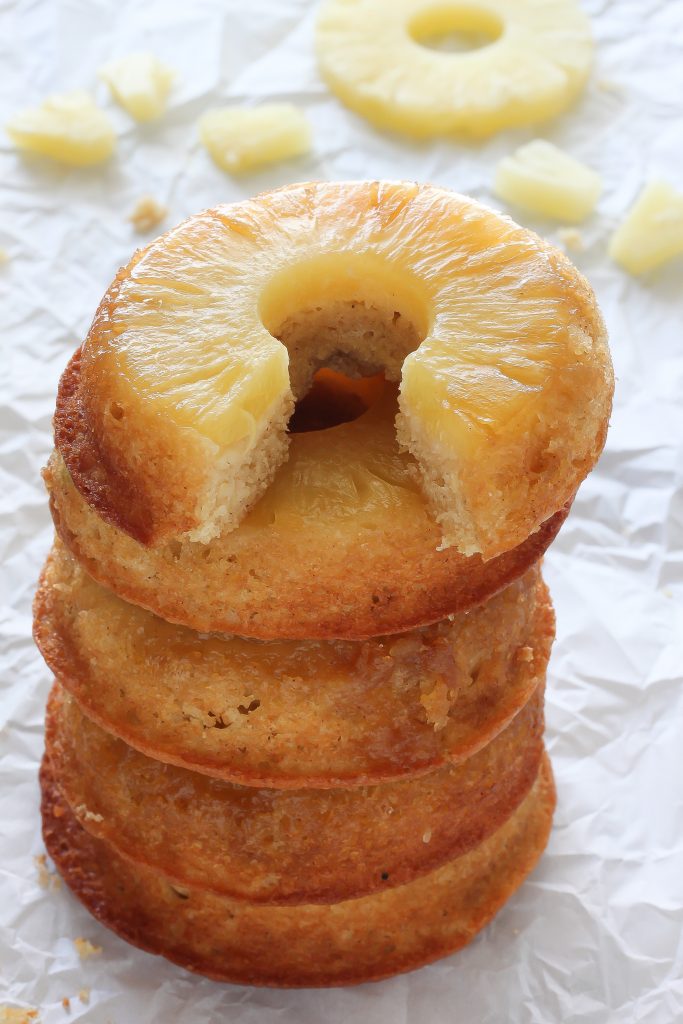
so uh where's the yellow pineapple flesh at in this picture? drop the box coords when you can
[609,181,683,275]
[6,92,115,167]
[494,140,602,223]
[198,105,311,174]
[99,52,174,122]
[82,182,611,556]
[316,0,593,138]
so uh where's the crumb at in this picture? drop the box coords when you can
[0,248,9,265]
[77,991,90,1006]
[557,227,584,251]
[34,853,50,888]
[74,937,102,959]
[662,587,673,598]
[74,803,104,824]
[516,646,534,663]
[128,195,167,233]
[419,677,451,731]
[0,1009,39,1024]
[61,998,70,1012]
[422,830,432,844]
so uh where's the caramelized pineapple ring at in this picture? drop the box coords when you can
[316,0,593,139]
[68,181,611,559]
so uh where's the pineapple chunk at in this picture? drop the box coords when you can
[198,104,311,174]
[129,195,167,233]
[99,52,174,122]
[609,181,683,275]
[494,141,601,223]
[6,92,115,167]
[316,0,593,138]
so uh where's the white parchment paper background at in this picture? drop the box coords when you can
[1,0,682,1020]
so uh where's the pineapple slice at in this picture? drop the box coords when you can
[198,104,311,174]
[99,52,174,122]
[79,182,611,556]
[609,182,683,275]
[316,0,593,138]
[6,92,115,167]
[494,140,601,223]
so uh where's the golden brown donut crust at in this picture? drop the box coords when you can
[34,542,554,787]
[41,754,555,988]
[47,355,569,640]
[45,680,545,905]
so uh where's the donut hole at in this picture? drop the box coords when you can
[288,368,386,434]
[408,5,503,53]
[259,252,431,400]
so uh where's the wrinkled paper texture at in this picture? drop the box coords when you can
[1,0,682,1020]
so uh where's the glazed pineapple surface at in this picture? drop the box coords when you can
[63,180,612,563]
[316,0,593,139]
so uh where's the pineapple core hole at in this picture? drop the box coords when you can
[259,253,431,400]
[289,369,386,434]
[408,5,502,53]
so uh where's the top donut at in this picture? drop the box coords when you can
[56,181,611,566]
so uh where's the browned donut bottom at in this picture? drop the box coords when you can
[34,541,554,787]
[47,350,570,640]
[41,754,555,988]
[45,679,545,905]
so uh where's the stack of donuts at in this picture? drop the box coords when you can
[33,181,613,987]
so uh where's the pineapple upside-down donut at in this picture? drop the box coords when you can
[41,752,555,987]
[34,541,553,788]
[49,180,612,638]
[45,679,545,905]
[316,0,593,139]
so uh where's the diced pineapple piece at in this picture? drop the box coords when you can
[316,0,593,138]
[6,92,115,167]
[198,104,311,174]
[99,52,174,122]
[609,181,683,275]
[129,195,167,233]
[494,141,601,223]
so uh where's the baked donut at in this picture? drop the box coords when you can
[34,541,554,786]
[41,753,555,987]
[53,181,611,562]
[316,1,593,139]
[45,680,544,904]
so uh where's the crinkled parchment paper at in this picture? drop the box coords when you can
[1,0,682,1020]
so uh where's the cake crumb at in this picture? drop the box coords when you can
[74,937,102,959]
[61,998,70,1012]
[129,196,167,233]
[419,677,451,731]
[0,248,9,265]
[422,830,432,844]
[34,853,50,888]
[516,646,534,664]
[558,227,584,251]
[0,1009,40,1023]
[74,803,104,824]
[77,990,90,1006]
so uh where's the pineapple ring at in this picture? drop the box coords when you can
[55,181,611,566]
[316,0,593,138]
